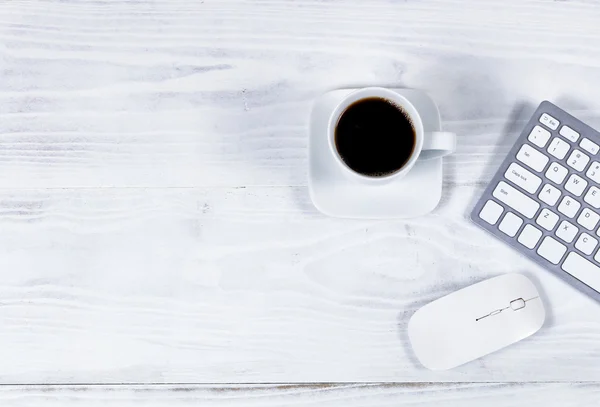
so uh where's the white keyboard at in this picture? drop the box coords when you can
[472,101,600,300]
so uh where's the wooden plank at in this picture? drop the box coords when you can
[0,185,599,383]
[3,0,600,389]
[0,383,599,406]
[2,0,600,187]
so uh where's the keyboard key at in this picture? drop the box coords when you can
[537,236,567,264]
[580,138,599,155]
[563,252,600,292]
[538,183,561,206]
[540,113,560,130]
[516,144,549,172]
[556,220,578,243]
[584,186,600,209]
[558,196,581,218]
[517,224,542,249]
[577,208,600,231]
[575,232,598,255]
[548,137,570,160]
[479,200,503,225]
[567,149,590,172]
[492,182,540,219]
[528,125,551,148]
[536,208,559,231]
[499,212,523,237]
[564,174,588,196]
[504,163,542,194]
[545,162,569,184]
[559,125,580,142]
[586,161,600,183]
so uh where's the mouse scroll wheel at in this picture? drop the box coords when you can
[510,298,526,311]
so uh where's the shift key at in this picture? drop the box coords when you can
[493,181,540,219]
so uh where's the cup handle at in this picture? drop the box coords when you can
[420,131,457,160]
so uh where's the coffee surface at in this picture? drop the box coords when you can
[335,97,415,177]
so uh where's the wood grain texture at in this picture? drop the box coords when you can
[2,0,600,394]
[1,383,600,406]
[0,186,600,383]
[3,0,600,187]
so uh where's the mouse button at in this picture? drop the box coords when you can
[510,298,526,310]
[522,297,546,329]
[498,274,538,294]
[475,275,527,305]
[510,274,541,297]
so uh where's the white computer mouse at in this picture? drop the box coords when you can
[408,273,545,370]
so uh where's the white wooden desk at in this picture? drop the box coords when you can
[2,0,600,405]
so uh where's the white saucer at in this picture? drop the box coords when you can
[308,88,444,219]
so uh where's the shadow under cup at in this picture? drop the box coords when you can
[333,96,418,179]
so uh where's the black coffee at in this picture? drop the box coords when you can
[335,97,415,177]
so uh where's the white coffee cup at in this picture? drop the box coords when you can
[328,87,456,183]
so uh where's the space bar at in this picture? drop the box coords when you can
[561,252,600,293]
